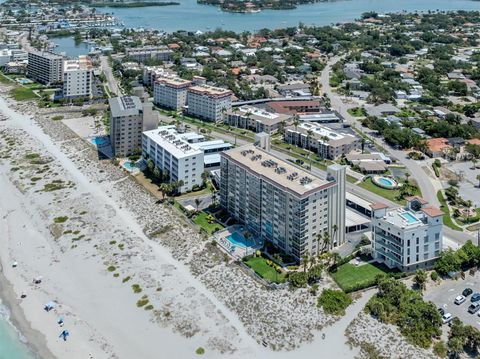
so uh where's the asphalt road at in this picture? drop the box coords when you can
[100,56,121,97]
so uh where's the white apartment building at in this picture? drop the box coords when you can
[63,55,93,99]
[142,127,204,193]
[284,122,360,160]
[109,96,157,157]
[153,77,191,111]
[226,106,291,134]
[125,46,173,63]
[220,144,346,261]
[27,51,64,85]
[371,196,443,272]
[186,85,232,122]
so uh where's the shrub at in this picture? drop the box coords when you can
[107,265,116,272]
[131,284,142,293]
[317,289,352,316]
[53,216,68,223]
[430,271,439,282]
[288,271,308,288]
[137,296,149,307]
[51,115,64,121]
[433,341,447,358]
[195,347,205,355]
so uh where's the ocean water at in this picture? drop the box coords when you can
[0,302,34,359]
[96,0,480,33]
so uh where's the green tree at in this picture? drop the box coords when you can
[413,269,427,291]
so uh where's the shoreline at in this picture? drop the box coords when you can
[0,262,54,359]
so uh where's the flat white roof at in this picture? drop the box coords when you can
[345,208,371,227]
[143,128,203,158]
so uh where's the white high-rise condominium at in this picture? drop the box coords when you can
[186,85,232,122]
[153,77,191,111]
[220,144,346,261]
[63,55,93,99]
[371,196,443,271]
[142,127,204,193]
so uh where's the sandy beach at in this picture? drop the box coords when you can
[0,81,386,359]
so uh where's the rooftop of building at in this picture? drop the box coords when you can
[109,96,143,118]
[155,77,192,88]
[222,144,335,196]
[28,50,63,60]
[143,127,204,158]
[228,106,290,125]
[286,122,358,146]
[188,84,232,97]
[64,55,92,71]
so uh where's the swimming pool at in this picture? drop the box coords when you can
[91,137,109,146]
[401,211,419,224]
[226,232,254,248]
[123,162,137,171]
[372,176,398,189]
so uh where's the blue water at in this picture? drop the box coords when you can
[378,177,395,188]
[227,232,254,248]
[52,36,91,58]
[95,0,480,33]
[402,211,419,224]
[91,136,109,146]
[0,303,34,359]
[123,162,137,171]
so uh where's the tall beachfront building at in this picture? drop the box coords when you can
[153,77,191,111]
[220,144,346,261]
[370,196,443,271]
[109,96,157,157]
[186,85,232,122]
[63,55,93,99]
[27,51,64,85]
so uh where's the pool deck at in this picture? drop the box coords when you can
[214,225,262,259]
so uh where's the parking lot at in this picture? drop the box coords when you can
[424,272,480,329]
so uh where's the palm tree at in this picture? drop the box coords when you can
[405,172,411,184]
[477,174,480,188]
[361,138,366,154]
[244,111,252,130]
[194,198,201,211]
[321,231,330,253]
[220,107,227,124]
[472,158,478,170]
[301,253,310,273]
[306,129,313,150]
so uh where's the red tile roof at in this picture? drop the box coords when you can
[370,202,389,210]
[406,196,428,205]
[421,206,444,217]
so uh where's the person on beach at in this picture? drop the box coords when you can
[59,329,69,341]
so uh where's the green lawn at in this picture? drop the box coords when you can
[244,256,287,283]
[10,87,38,101]
[437,190,463,232]
[347,107,366,117]
[358,177,421,205]
[331,262,389,292]
[193,211,224,235]
[347,175,358,183]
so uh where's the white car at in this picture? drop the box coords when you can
[454,295,466,305]
[442,313,453,324]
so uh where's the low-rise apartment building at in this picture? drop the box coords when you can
[371,196,443,272]
[220,144,346,261]
[153,77,191,111]
[284,122,360,160]
[109,96,157,157]
[186,85,232,122]
[63,55,93,99]
[226,106,291,134]
[27,51,64,85]
[125,46,173,63]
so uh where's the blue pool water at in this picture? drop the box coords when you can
[378,177,395,188]
[226,232,254,248]
[402,212,419,224]
[91,137,109,146]
[123,162,137,171]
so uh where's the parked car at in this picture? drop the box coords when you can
[442,313,453,324]
[471,293,480,302]
[463,288,473,297]
[438,307,445,316]
[468,302,480,314]
[455,295,466,305]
